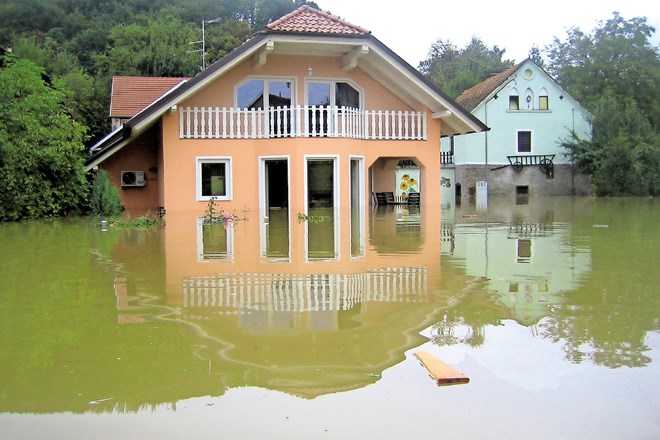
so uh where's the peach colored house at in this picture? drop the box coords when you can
[86,6,486,216]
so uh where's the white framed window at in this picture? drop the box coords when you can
[196,156,232,201]
[236,78,294,109]
[306,80,361,108]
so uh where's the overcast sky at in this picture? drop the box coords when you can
[315,0,660,67]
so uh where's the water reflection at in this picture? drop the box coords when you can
[437,196,658,369]
[0,197,658,417]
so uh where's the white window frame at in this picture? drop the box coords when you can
[234,77,296,109]
[303,154,340,261]
[196,156,232,201]
[304,79,363,108]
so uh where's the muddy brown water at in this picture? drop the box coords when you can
[1,197,658,439]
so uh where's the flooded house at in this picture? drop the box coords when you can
[81,5,487,399]
[86,5,486,215]
[441,59,592,205]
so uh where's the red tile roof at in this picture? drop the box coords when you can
[456,62,523,112]
[265,5,370,35]
[110,76,189,118]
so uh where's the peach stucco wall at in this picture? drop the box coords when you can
[161,54,443,215]
[101,123,161,212]
[103,54,444,215]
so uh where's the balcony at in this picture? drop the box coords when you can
[179,106,427,141]
[441,151,454,165]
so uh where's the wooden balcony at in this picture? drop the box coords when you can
[179,106,427,141]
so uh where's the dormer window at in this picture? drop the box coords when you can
[509,88,520,110]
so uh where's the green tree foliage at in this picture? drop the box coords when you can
[546,12,660,129]
[98,15,200,77]
[204,18,253,66]
[89,169,123,217]
[548,12,660,196]
[418,37,514,99]
[0,54,88,220]
[562,91,659,196]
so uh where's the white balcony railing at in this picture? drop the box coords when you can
[179,106,427,141]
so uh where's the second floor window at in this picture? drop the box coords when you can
[517,131,532,153]
[307,81,360,108]
[509,88,520,110]
[237,79,293,109]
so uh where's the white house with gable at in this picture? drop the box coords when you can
[441,59,592,206]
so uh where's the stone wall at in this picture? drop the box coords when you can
[455,164,591,197]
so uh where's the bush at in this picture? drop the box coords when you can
[89,169,123,216]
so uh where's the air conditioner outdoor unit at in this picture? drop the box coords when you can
[121,171,146,187]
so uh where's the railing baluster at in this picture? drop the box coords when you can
[229,107,234,138]
[214,107,220,138]
[193,107,199,138]
[222,108,227,138]
[404,111,410,139]
[422,112,427,140]
[179,107,184,138]
[385,111,390,140]
[202,107,208,138]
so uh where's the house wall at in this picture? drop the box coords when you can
[450,60,592,197]
[157,54,443,216]
[100,123,162,212]
[456,163,592,197]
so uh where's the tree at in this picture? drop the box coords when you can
[545,12,660,130]
[562,91,659,196]
[419,37,514,99]
[0,53,88,220]
[203,18,253,67]
[97,14,200,77]
[548,12,660,196]
[90,169,123,217]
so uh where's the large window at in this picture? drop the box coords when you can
[237,78,293,109]
[307,81,360,108]
[517,131,532,153]
[197,157,232,201]
[237,78,293,136]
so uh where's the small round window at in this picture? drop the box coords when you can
[523,69,534,80]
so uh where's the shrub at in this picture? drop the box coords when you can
[89,169,123,216]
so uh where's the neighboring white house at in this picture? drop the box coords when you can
[441,59,592,206]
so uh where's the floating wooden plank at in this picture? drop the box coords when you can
[414,351,470,386]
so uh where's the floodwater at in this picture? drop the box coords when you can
[0,197,658,439]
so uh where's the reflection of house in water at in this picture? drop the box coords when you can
[182,267,427,329]
[442,201,592,325]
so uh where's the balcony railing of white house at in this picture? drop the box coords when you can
[179,106,427,141]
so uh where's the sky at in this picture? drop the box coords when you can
[315,0,660,67]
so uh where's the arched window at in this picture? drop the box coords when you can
[509,88,519,110]
[524,88,534,110]
[539,88,549,110]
